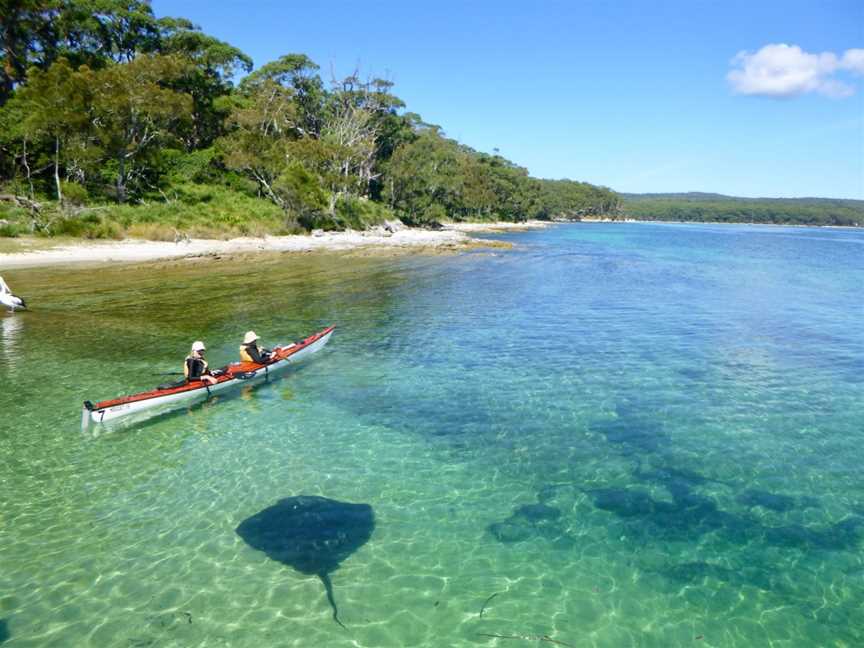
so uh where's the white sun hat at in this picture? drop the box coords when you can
[191,340,206,352]
[243,331,259,344]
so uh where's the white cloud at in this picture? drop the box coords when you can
[727,43,864,98]
[840,48,864,74]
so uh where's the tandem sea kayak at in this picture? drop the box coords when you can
[82,325,334,426]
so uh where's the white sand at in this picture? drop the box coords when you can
[0,220,562,269]
[0,227,474,269]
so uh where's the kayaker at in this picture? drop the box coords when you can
[240,331,272,364]
[185,341,217,385]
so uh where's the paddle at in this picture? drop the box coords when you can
[153,368,227,378]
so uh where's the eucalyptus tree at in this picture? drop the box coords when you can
[218,57,305,208]
[10,58,90,203]
[85,54,193,202]
[159,17,252,147]
[222,56,407,218]
[384,129,465,223]
[319,74,404,208]
[0,0,165,103]
[241,53,324,137]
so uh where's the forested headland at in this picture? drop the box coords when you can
[620,193,864,227]
[0,1,618,240]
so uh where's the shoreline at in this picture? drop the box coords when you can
[0,221,552,270]
[2,217,858,270]
[578,217,862,230]
[445,220,553,232]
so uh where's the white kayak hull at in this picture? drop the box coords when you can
[82,327,333,427]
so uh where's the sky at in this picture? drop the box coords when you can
[154,0,864,199]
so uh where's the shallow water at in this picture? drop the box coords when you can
[1,223,863,647]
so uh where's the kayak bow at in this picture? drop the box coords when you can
[82,325,334,426]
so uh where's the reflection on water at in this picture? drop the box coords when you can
[0,315,23,371]
[1,225,863,647]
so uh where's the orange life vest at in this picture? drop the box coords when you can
[239,343,258,363]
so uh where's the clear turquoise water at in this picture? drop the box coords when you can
[1,223,863,647]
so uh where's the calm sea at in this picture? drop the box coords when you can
[1,222,863,647]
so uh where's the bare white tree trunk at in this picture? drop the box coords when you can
[22,137,34,198]
[54,136,63,205]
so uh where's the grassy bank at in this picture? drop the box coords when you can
[0,184,401,241]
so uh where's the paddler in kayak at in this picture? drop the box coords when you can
[185,341,217,385]
[240,331,272,364]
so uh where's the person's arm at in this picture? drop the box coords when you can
[245,344,267,363]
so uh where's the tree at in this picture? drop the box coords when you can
[11,58,90,202]
[0,0,61,104]
[384,130,464,223]
[241,53,324,136]
[159,17,252,147]
[218,72,301,208]
[56,0,163,64]
[319,74,404,208]
[86,54,192,202]
[273,160,327,226]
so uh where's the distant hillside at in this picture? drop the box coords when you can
[619,193,864,227]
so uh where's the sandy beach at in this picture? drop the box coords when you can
[0,220,553,269]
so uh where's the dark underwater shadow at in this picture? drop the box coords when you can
[236,496,375,629]
[586,402,858,551]
[736,488,796,512]
[585,480,863,552]
[0,619,8,644]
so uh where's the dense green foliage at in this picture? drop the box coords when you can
[621,193,864,227]
[0,1,616,239]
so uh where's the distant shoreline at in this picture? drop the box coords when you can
[0,220,551,270]
[577,217,863,230]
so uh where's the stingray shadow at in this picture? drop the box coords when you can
[236,495,375,629]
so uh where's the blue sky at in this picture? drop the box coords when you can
[154,0,864,199]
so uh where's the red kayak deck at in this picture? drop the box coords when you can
[91,326,334,411]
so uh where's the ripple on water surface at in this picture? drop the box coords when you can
[1,224,863,646]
